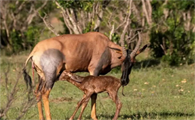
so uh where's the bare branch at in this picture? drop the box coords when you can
[119,0,132,46]
[160,37,167,55]
[146,0,152,21]
[70,9,82,33]
[183,11,191,31]
[131,1,142,26]
[142,0,152,27]
[38,13,59,36]
[0,68,21,118]
[26,0,48,25]
[55,1,73,34]
[55,1,79,34]
[16,97,36,120]
[65,9,81,34]
[93,2,103,32]
[163,0,169,19]
[18,1,26,12]
[127,32,138,44]
[109,24,115,40]
[115,21,126,32]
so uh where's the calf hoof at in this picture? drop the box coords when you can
[69,117,74,120]
[39,116,44,120]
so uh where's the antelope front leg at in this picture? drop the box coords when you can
[91,93,97,120]
[42,89,52,120]
[113,97,122,120]
[89,69,99,120]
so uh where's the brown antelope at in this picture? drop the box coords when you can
[59,71,123,120]
[23,32,147,120]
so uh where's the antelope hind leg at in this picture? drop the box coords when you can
[42,89,52,120]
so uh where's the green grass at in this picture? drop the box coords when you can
[0,55,195,120]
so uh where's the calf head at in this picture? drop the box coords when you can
[60,71,83,82]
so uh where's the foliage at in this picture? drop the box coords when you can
[0,0,54,54]
[149,0,195,66]
[55,0,119,34]
[1,0,194,66]
[0,55,194,119]
[56,0,94,11]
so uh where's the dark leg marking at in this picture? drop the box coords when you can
[93,47,111,75]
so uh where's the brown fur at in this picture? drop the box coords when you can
[23,32,147,120]
[59,71,122,120]
[23,32,126,120]
[24,32,125,78]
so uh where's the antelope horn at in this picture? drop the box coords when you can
[130,31,142,58]
[121,45,127,58]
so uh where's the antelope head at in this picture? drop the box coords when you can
[121,32,147,86]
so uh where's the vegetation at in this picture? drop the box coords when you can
[1,0,194,65]
[0,55,194,119]
[0,0,194,119]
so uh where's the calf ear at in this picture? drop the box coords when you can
[135,44,148,56]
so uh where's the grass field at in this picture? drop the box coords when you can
[0,55,194,120]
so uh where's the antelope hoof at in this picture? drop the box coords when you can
[92,117,98,120]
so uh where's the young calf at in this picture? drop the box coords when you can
[59,71,123,120]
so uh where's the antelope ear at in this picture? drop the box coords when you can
[108,47,122,53]
[135,44,148,56]
[116,50,122,54]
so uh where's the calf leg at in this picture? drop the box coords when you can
[69,98,83,120]
[113,97,122,120]
[77,96,90,120]
[109,92,122,120]
[70,93,93,120]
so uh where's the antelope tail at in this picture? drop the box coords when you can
[23,56,33,90]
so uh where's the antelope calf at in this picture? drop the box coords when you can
[59,71,123,120]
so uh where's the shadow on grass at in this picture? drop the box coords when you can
[75,112,194,120]
[110,58,161,74]
[119,112,195,119]
[133,58,161,69]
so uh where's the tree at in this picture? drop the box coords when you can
[0,0,49,53]
[149,0,195,65]
[50,0,149,50]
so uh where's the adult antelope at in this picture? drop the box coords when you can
[23,32,147,120]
